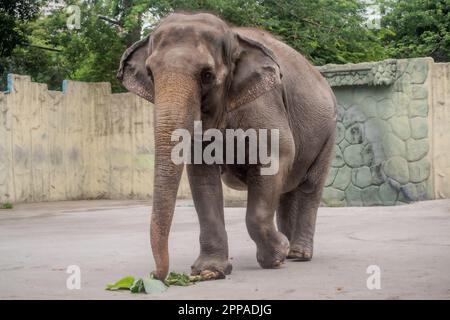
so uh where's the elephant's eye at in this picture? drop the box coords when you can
[201,69,215,85]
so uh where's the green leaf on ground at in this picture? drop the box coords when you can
[142,277,168,294]
[105,276,135,291]
[130,278,145,293]
[106,271,207,294]
[165,272,192,286]
[190,275,204,282]
[165,271,204,286]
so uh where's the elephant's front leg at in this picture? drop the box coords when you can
[246,171,290,268]
[187,163,232,278]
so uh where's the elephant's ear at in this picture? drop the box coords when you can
[117,35,154,103]
[227,34,282,111]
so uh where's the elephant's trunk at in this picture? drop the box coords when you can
[151,71,199,280]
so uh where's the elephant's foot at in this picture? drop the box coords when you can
[256,231,290,269]
[287,243,313,261]
[191,256,232,280]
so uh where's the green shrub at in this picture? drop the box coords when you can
[1,202,13,209]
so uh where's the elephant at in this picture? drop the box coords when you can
[117,12,337,281]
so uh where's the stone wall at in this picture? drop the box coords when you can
[317,58,449,206]
[1,58,449,205]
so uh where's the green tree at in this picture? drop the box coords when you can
[381,0,450,62]
[0,0,41,58]
[2,0,390,92]
[1,1,128,91]
[1,0,166,91]
[149,0,388,65]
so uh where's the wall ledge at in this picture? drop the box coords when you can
[2,73,15,94]
[317,59,398,87]
[3,74,113,95]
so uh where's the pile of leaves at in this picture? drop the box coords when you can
[105,272,206,294]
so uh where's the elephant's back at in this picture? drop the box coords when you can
[233,27,337,186]
[232,27,330,92]
[232,27,335,120]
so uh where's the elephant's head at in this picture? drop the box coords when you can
[117,12,281,280]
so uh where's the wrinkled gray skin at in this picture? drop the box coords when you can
[117,12,336,281]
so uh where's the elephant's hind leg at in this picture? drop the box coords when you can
[276,190,296,242]
[187,163,232,278]
[278,133,335,261]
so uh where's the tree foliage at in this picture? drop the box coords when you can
[1,1,127,91]
[381,0,450,62]
[150,0,387,65]
[1,0,448,92]
[0,0,41,57]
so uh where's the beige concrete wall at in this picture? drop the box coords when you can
[0,74,246,204]
[430,63,450,199]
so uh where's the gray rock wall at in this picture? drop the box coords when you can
[318,58,442,206]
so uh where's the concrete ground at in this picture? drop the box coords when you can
[0,199,449,300]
